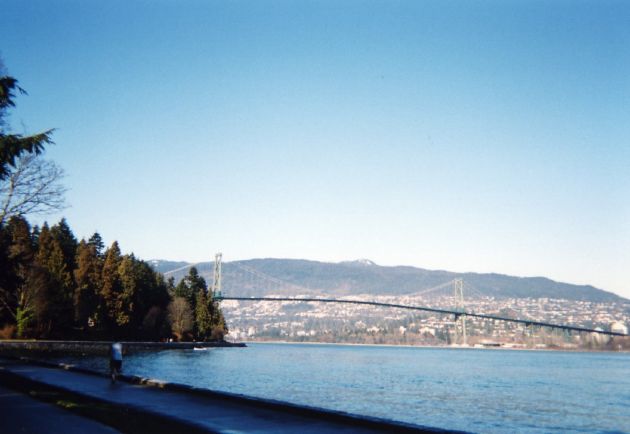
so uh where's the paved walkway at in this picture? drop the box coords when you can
[0,384,121,434]
[0,358,457,434]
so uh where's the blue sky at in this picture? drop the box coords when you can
[2,0,629,297]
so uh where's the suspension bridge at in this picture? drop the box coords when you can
[165,254,629,339]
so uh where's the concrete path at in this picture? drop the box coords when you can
[0,358,458,434]
[0,385,121,434]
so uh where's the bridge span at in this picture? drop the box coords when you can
[203,254,628,339]
[216,296,629,338]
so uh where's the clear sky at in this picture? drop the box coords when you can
[2,1,629,297]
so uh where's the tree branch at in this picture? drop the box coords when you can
[0,154,67,225]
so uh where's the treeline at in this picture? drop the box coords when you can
[0,216,226,341]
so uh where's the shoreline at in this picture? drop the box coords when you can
[234,339,630,354]
[0,340,246,358]
[2,338,627,355]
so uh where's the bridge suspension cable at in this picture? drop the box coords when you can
[162,262,203,276]
[460,280,487,300]
[410,279,457,297]
[231,262,313,294]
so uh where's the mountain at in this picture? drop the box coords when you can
[152,258,626,303]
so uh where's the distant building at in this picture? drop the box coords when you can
[419,326,436,336]
[610,321,628,335]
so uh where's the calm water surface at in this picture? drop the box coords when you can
[61,343,630,433]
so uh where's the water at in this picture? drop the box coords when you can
[60,343,630,433]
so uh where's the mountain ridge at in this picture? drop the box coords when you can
[149,258,626,303]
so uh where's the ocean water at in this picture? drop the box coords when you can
[60,343,630,433]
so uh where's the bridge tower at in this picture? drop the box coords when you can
[453,278,467,345]
[212,252,222,299]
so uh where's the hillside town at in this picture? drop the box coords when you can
[222,294,630,350]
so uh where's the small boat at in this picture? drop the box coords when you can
[193,346,208,351]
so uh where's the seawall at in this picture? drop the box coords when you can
[0,356,463,433]
[0,339,245,357]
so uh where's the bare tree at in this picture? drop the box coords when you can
[0,153,67,225]
[168,297,193,340]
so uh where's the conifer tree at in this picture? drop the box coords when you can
[100,241,122,334]
[137,261,169,316]
[74,240,101,330]
[174,266,207,313]
[116,255,138,332]
[166,276,176,295]
[31,225,40,249]
[0,216,37,336]
[6,216,35,266]
[138,270,171,340]
[209,298,228,340]
[50,218,78,271]
[153,273,172,308]
[2,214,177,340]
[174,279,192,304]
[0,75,54,180]
[0,226,12,327]
[88,232,105,258]
[195,290,212,340]
[35,223,74,337]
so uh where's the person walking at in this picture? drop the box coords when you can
[110,342,123,383]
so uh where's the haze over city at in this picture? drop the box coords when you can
[2,0,628,298]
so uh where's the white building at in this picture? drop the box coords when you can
[610,321,628,335]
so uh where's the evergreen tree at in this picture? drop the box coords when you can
[140,271,171,340]
[209,298,228,341]
[100,241,122,334]
[7,216,35,266]
[116,254,137,331]
[0,225,12,327]
[0,216,37,336]
[195,290,212,340]
[0,75,54,180]
[88,232,105,257]
[10,217,36,337]
[31,225,40,249]
[73,240,101,331]
[138,262,170,317]
[166,276,176,295]
[1,210,181,341]
[154,273,172,308]
[174,266,207,313]
[35,223,74,337]
[174,279,193,309]
[50,218,78,271]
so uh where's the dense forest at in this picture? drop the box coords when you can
[0,66,226,342]
[0,216,227,341]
